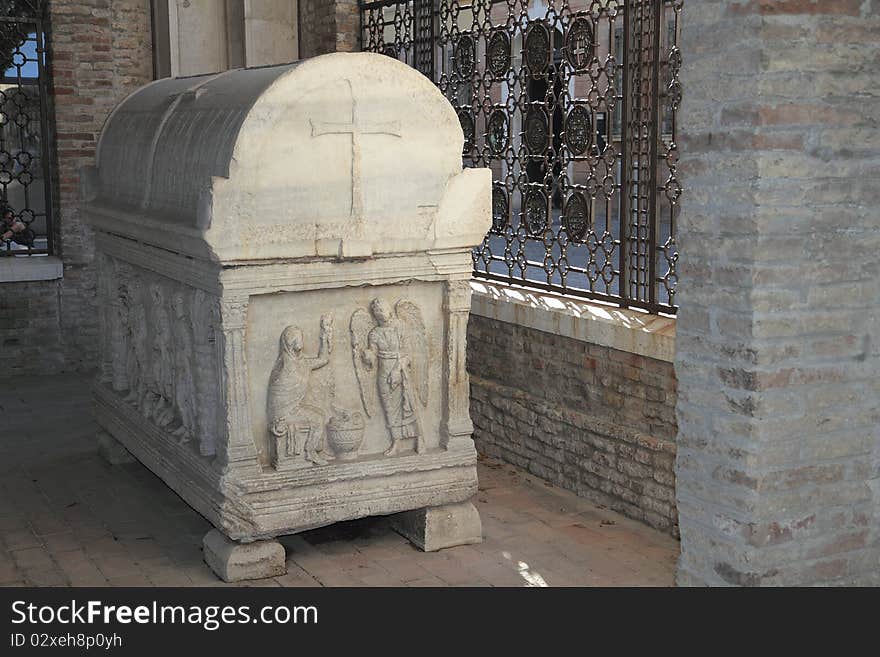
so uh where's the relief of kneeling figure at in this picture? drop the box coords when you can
[267,315,333,467]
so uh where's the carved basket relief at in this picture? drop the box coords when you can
[248,283,442,470]
[96,256,222,458]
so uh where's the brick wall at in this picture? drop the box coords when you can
[675,0,880,585]
[0,1,153,380]
[0,281,65,377]
[468,315,679,535]
[298,0,359,58]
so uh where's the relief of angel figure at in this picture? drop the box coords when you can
[267,315,333,467]
[350,298,429,456]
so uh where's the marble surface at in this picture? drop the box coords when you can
[86,54,492,577]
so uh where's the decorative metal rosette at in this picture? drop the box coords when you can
[563,192,590,241]
[524,22,551,76]
[382,43,398,59]
[486,30,510,78]
[564,105,592,155]
[523,188,549,236]
[564,16,594,72]
[524,106,549,155]
[457,109,475,151]
[453,33,476,78]
[491,185,509,233]
[486,109,508,155]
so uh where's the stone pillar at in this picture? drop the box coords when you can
[168,0,230,76]
[298,0,359,58]
[155,1,300,76]
[243,0,299,66]
[675,0,880,585]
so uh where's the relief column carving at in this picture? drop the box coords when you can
[97,254,115,385]
[110,277,130,393]
[145,283,174,426]
[216,297,261,475]
[442,279,474,448]
[122,277,148,407]
[193,290,222,457]
[171,290,198,445]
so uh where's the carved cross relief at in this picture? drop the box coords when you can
[310,78,402,226]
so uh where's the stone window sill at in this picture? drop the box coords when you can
[0,255,63,283]
[469,280,675,363]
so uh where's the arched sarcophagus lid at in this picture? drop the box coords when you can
[86,52,490,262]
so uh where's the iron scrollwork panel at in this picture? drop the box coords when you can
[0,0,54,257]
[361,0,680,315]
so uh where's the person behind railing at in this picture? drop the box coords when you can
[1,204,34,248]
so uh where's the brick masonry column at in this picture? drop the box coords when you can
[48,0,153,371]
[675,0,880,585]
[298,0,359,58]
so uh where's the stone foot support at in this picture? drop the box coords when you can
[97,430,136,465]
[202,529,286,582]
[391,501,482,552]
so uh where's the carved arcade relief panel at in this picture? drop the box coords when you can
[96,256,222,458]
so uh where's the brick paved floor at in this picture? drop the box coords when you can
[0,374,679,587]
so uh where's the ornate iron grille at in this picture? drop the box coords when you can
[361,0,681,313]
[0,0,53,256]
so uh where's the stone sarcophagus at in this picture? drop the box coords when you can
[84,53,491,581]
